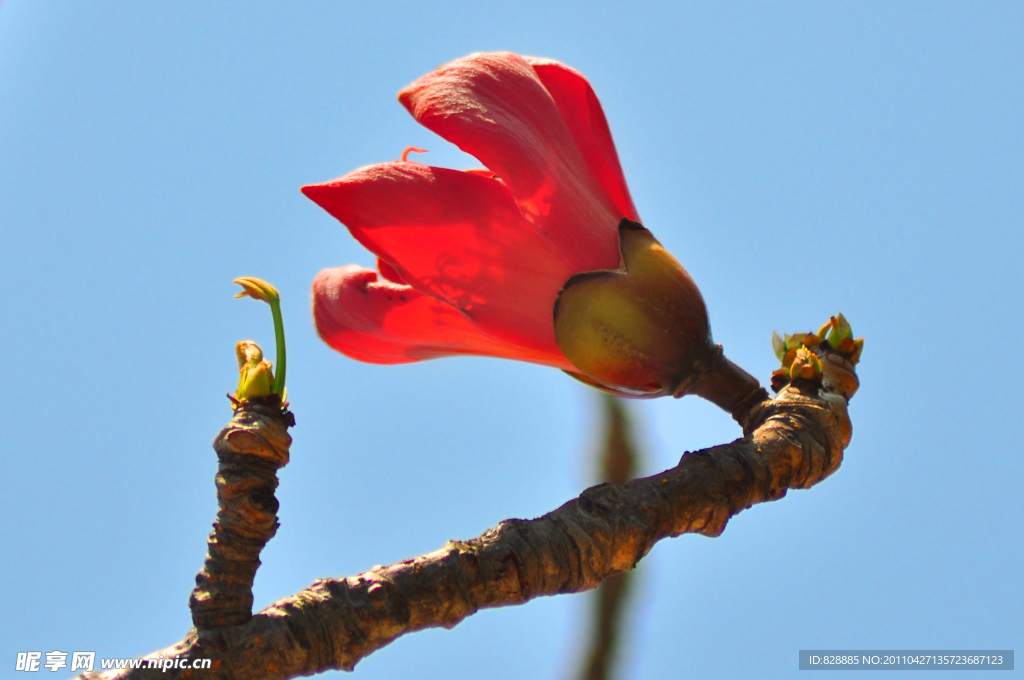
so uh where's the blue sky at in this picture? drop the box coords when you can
[1,2,1021,678]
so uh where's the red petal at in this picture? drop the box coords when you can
[526,57,639,222]
[398,52,622,273]
[376,257,406,284]
[313,265,571,368]
[303,163,576,360]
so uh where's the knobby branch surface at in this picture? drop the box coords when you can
[190,399,293,628]
[80,368,853,680]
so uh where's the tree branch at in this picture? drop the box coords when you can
[80,369,853,680]
[190,399,292,628]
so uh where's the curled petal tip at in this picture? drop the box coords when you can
[233,276,280,304]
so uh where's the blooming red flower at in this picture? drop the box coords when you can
[305,51,766,415]
[303,52,643,372]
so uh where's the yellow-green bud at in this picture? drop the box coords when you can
[235,340,274,401]
[789,345,823,380]
[233,277,287,399]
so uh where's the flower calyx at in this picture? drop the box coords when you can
[553,218,715,398]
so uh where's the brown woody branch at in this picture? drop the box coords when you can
[189,399,293,628]
[79,369,852,680]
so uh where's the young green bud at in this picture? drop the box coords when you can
[235,340,274,401]
[789,345,823,380]
[233,277,287,398]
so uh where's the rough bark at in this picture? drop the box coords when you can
[189,399,292,628]
[79,373,852,680]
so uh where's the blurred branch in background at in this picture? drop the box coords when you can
[575,394,642,680]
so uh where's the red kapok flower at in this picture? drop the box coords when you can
[304,52,757,409]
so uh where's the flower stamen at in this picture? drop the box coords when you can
[400,146,428,163]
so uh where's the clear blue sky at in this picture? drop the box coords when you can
[1,2,1021,678]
